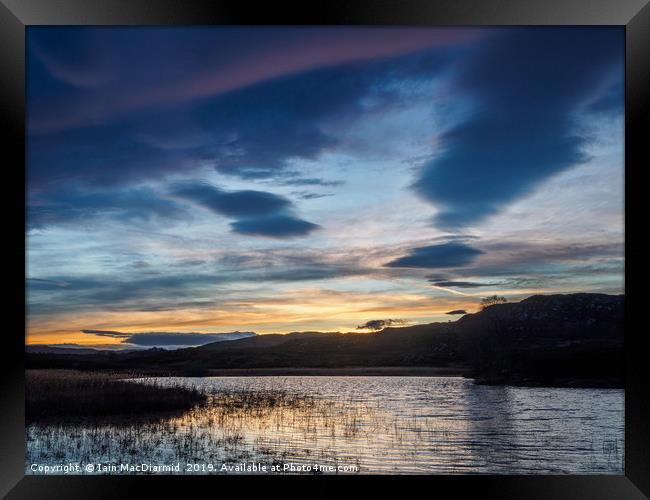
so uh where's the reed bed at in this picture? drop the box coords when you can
[26,370,206,422]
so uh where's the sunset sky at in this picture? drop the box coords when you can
[26,27,624,347]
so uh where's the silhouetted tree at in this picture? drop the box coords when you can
[480,295,507,310]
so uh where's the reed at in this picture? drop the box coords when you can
[26,370,206,422]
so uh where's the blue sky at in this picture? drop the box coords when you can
[26,27,624,346]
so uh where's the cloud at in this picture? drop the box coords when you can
[170,181,319,238]
[414,240,623,295]
[461,240,623,276]
[25,179,320,238]
[356,319,407,331]
[26,278,71,289]
[27,28,622,233]
[27,250,373,316]
[214,249,372,281]
[27,274,222,316]
[196,52,452,181]
[586,80,624,115]
[81,329,256,348]
[230,214,320,238]
[412,28,623,230]
[281,177,344,187]
[430,280,498,288]
[171,182,290,218]
[292,192,335,200]
[28,186,187,230]
[80,329,128,338]
[445,309,467,315]
[385,241,483,268]
[28,27,481,133]
[27,30,462,194]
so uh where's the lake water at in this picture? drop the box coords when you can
[26,376,624,474]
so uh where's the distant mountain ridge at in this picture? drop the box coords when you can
[26,345,125,355]
[32,331,258,351]
[26,293,624,387]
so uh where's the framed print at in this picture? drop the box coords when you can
[2,0,649,497]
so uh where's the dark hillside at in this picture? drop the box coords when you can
[456,294,624,386]
[26,293,624,386]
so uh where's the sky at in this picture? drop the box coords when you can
[26,27,624,347]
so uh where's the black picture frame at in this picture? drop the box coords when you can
[2,0,648,497]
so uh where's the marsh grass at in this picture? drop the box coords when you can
[26,370,206,422]
[26,377,420,473]
[208,389,318,415]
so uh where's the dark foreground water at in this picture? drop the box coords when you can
[26,376,623,474]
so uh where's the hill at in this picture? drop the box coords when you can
[454,293,624,386]
[25,293,624,387]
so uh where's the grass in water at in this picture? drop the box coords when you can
[26,370,206,422]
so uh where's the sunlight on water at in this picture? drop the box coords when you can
[26,377,623,474]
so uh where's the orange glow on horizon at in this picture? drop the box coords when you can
[26,288,482,345]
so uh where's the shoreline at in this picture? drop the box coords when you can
[202,366,469,377]
[26,367,624,388]
[146,367,623,388]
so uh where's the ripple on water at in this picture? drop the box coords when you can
[26,376,624,474]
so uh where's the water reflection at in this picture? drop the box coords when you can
[26,376,623,474]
